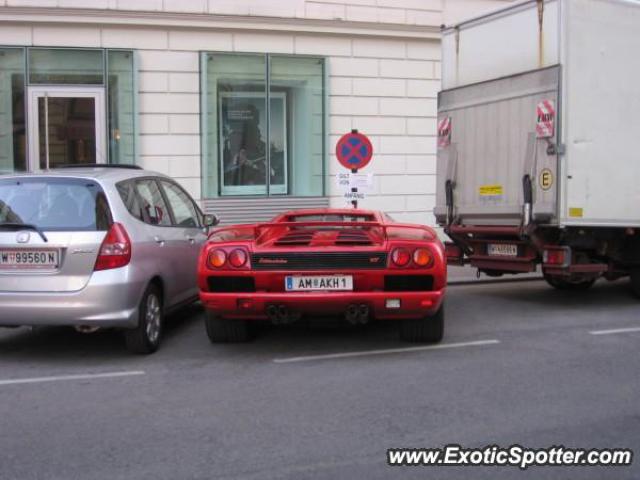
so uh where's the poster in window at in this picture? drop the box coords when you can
[219,92,287,195]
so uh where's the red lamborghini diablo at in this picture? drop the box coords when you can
[198,209,447,343]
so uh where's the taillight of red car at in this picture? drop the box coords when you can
[208,249,227,268]
[390,247,434,269]
[94,222,132,271]
[228,249,247,267]
[207,248,250,269]
[413,248,434,267]
[391,247,411,267]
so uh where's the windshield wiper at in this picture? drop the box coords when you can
[0,223,48,243]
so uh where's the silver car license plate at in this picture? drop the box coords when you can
[285,275,353,291]
[0,249,59,270]
[487,244,518,257]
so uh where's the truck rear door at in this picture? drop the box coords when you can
[435,66,561,228]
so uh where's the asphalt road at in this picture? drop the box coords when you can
[1,279,639,480]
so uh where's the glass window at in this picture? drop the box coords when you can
[202,53,325,198]
[29,48,104,85]
[270,56,324,197]
[134,179,172,226]
[38,96,97,169]
[160,181,200,228]
[288,213,375,222]
[204,54,267,197]
[0,48,26,174]
[0,48,134,174]
[116,180,144,222]
[0,177,112,231]
[108,51,136,165]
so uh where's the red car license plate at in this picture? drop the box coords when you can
[285,275,353,291]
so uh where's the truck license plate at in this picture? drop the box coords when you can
[487,244,518,257]
[0,249,59,270]
[285,275,353,292]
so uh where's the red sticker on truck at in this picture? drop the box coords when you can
[536,100,555,138]
[437,116,452,148]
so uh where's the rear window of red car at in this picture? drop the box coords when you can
[286,214,375,223]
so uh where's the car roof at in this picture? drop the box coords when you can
[0,167,169,184]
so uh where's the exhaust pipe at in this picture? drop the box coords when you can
[266,305,279,323]
[75,325,100,334]
[267,304,299,324]
[345,304,360,325]
[277,305,289,324]
[358,304,370,324]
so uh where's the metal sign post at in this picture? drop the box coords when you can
[335,129,373,209]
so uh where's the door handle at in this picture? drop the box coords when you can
[154,236,165,246]
[186,236,196,244]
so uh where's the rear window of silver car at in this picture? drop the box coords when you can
[0,177,112,231]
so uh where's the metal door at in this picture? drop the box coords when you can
[27,86,106,170]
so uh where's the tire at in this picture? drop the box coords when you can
[204,311,251,343]
[543,273,596,291]
[124,284,163,354]
[400,303,444,343]
[630,268,640,298]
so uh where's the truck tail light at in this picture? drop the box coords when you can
[391,248,411,267]
[228,249,247,268]
[413,248,434,267]
[94,223,131,271]
[543,247,571,267]
[208,249,227,268]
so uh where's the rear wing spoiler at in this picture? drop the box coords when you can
[255,220,383,230]
[254,221,384,243]
[208,221,435,242]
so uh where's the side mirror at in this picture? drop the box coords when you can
[203,214,220,228]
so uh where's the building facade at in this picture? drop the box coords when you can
[0,0,511,226]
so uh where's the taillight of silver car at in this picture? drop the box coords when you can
[94,222,132,271]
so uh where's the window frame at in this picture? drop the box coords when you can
[117,177,204,229]
[133,178,174,227]
[0,46,137,173]
[157,179,203,229]
[201,52,326,200]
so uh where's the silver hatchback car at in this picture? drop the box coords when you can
[0,165,217,354]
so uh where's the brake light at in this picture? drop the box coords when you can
[94,223,131,271]
[413,248,434,267]
[391,248,411,267]
[208,249,227,268]
[543,248,568,266]
[228,249,247,268]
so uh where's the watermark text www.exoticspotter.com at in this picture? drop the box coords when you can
[387,445,633,470]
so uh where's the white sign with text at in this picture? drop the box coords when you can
[335,173,374,191]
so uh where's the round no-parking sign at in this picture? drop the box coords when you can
[335,131,373,171]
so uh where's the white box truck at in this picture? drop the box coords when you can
[435,0,640,294]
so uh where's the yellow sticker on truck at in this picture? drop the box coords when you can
[479,185,504,196]
[569,207,583,218]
